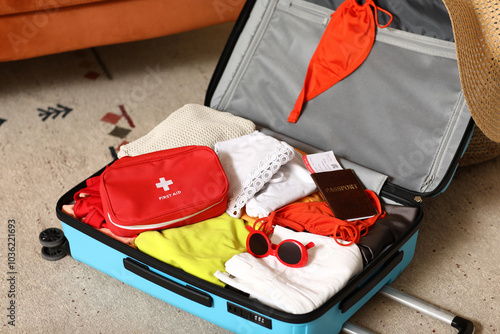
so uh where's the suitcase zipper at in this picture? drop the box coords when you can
[278,0,331,25]
[106,198,226,231]
[419,93,466,193]
[375,27,457,59]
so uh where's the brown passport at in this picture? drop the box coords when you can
[311,169,378,221]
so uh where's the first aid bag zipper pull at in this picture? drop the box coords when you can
[288,0,393,123]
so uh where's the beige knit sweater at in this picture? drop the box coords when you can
[117,104,256,158]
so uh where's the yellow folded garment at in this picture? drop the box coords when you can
[135,213,249,287]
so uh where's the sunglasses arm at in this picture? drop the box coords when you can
[305,242,315,249]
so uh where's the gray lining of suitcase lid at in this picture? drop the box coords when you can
[210,0,471,194]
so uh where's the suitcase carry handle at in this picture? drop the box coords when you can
[123,258,213,307]
[341,286,475,334]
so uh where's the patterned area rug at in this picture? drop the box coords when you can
[0,21,498,334]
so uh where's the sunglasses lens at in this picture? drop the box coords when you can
[277,242,302,265]
[248,233,269,256]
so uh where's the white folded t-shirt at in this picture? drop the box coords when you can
[214,226,363,314]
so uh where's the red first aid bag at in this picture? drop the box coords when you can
[99,146,229,237]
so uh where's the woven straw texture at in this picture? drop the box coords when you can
[441,0,500,144]
[461,125,500,165]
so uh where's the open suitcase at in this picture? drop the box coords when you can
[47,0,477,332]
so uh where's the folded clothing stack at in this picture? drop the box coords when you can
[215,226,363,314]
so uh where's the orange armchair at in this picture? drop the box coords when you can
[0,0,244,62]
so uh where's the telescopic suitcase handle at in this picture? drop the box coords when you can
[341,286,475,334]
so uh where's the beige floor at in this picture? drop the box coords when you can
[0,21,498,333]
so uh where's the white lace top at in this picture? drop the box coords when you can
[215,131,295,218]
[245,151,318,218]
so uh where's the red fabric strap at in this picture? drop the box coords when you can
[256,189,386,246]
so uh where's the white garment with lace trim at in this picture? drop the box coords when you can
[214,131,295,218]
[245,151,318,218]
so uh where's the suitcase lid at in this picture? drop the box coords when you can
[205,0,474,200]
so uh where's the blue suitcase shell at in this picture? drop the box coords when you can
[56,178,420,334]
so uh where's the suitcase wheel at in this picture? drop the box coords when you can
[41,246,67,261]
[39,228,69,261]
[39,227,66,248]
